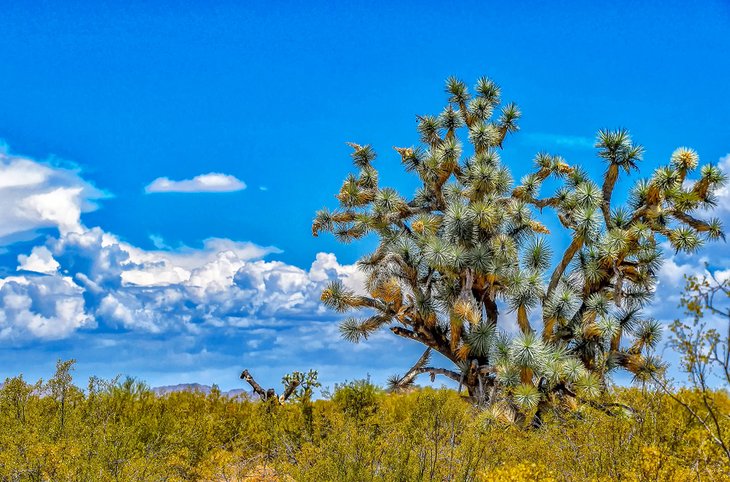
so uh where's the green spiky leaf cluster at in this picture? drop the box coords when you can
[313,76,725,423]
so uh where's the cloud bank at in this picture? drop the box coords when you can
[145,173,246,193]
[3,228,363,342]
[0,149,361,351]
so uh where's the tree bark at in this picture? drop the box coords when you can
[601,163,619,228]
[240,369,270,400]
[547,236,583,298]
[517,305,532,334]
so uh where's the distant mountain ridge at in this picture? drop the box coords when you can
[0,381,254,398]
[152,383,251,398]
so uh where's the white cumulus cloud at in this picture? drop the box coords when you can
[145,173,246,193]
[0,151,104,243]
[17,246,60,274]
[0,274,94,341]
[2,219,363,343]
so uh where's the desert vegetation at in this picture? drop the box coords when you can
[1,75,728,481]
[0,364,729,481]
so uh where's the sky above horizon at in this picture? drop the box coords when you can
[0,1,729,392]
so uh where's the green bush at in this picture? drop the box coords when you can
[331,378,381,422]
[0,365,728,481]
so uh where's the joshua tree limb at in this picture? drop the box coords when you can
[393,348,432,389]
[240,369,270,400]
[547,236,583,298]
[416,367,463,383]
[279,379,300,403]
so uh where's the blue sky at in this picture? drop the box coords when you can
[0,1,728,391]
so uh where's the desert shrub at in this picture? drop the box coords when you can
[0,366,728,481]
[331,378,382,422]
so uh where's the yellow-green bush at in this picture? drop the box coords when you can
[0,371,728,481]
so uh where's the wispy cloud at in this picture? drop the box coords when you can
[523,132,595,150]
[145,173,246,193]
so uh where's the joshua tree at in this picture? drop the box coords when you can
[313,75,725,424]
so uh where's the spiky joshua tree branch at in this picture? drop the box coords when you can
[313,75,726,423]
